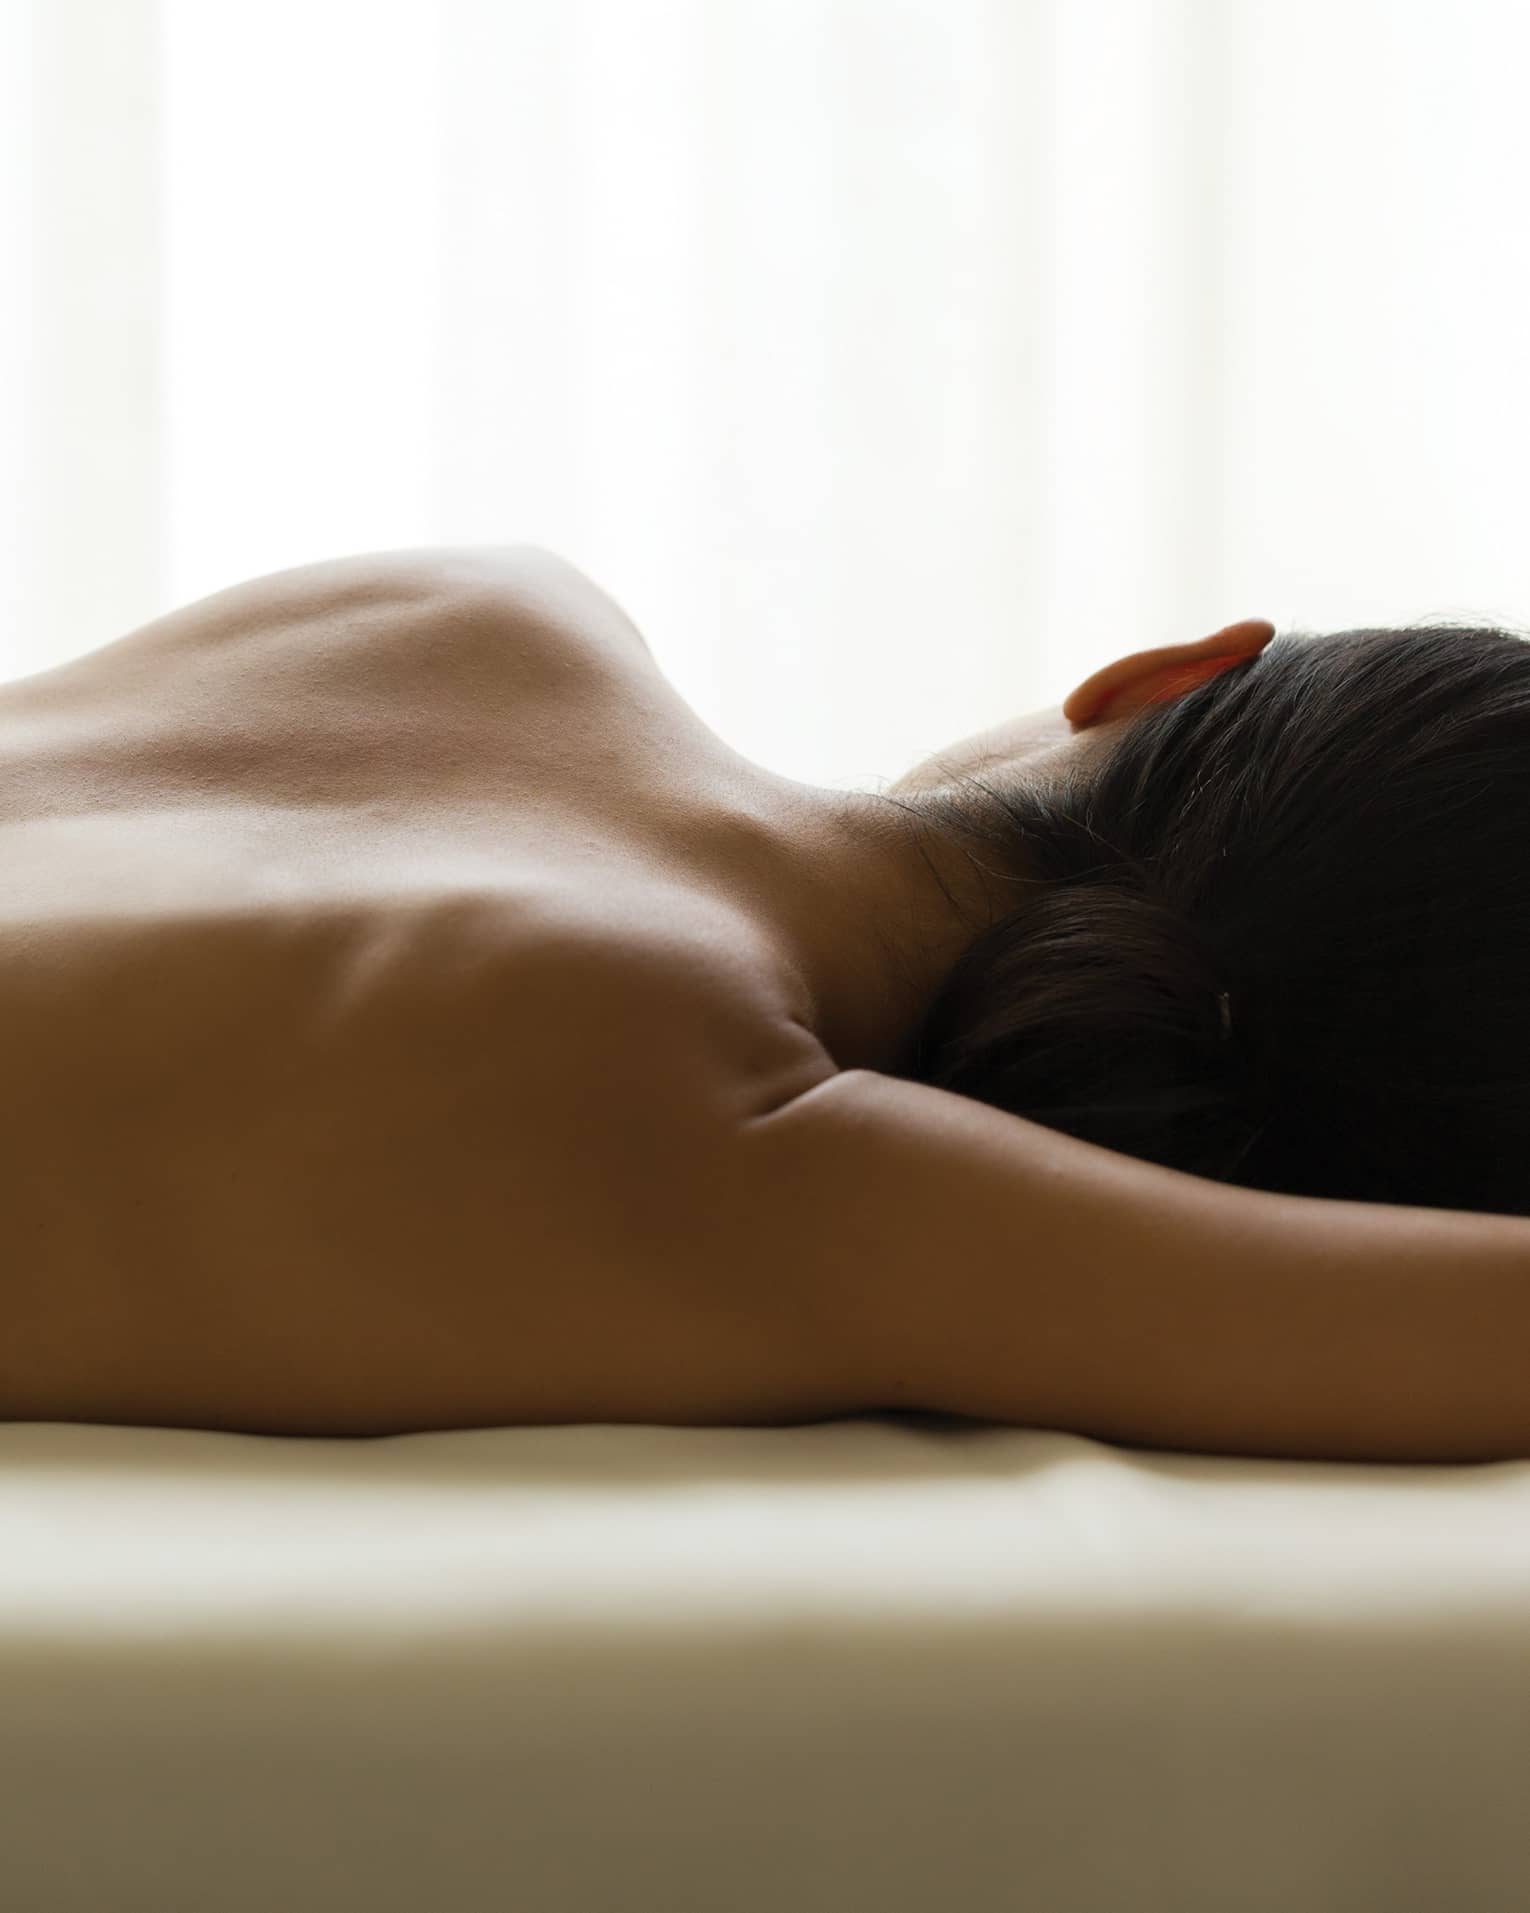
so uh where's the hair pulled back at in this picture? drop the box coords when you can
[882,622,1530,1216]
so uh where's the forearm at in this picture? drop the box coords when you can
[934,1150,1530,1466]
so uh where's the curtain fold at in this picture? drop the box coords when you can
[5,0,1528,789]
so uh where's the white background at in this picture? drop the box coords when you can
[4,0,1528,791]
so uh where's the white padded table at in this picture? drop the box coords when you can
[3,1412,1529,1912]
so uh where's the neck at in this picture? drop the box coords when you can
[695,772,1030,1074]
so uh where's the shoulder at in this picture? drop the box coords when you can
[503,905,840,1135]
[346,886,842,1213]
[443,906,869,1427]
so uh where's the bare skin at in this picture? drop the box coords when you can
[8,556,1530,1462]
[0,546,1280,1437]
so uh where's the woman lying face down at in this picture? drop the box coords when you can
[4,547,1528,1456]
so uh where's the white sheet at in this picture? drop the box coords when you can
[3,1412,1530,1912]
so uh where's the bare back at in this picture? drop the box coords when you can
[0,547,841,1434]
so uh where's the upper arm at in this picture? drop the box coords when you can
[732,1067,1530,1464]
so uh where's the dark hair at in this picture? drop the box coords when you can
[878,621,1530,1216]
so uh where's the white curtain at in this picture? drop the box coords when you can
[4,0,1529,792]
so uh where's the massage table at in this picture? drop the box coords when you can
[3,1410,1529,1910]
